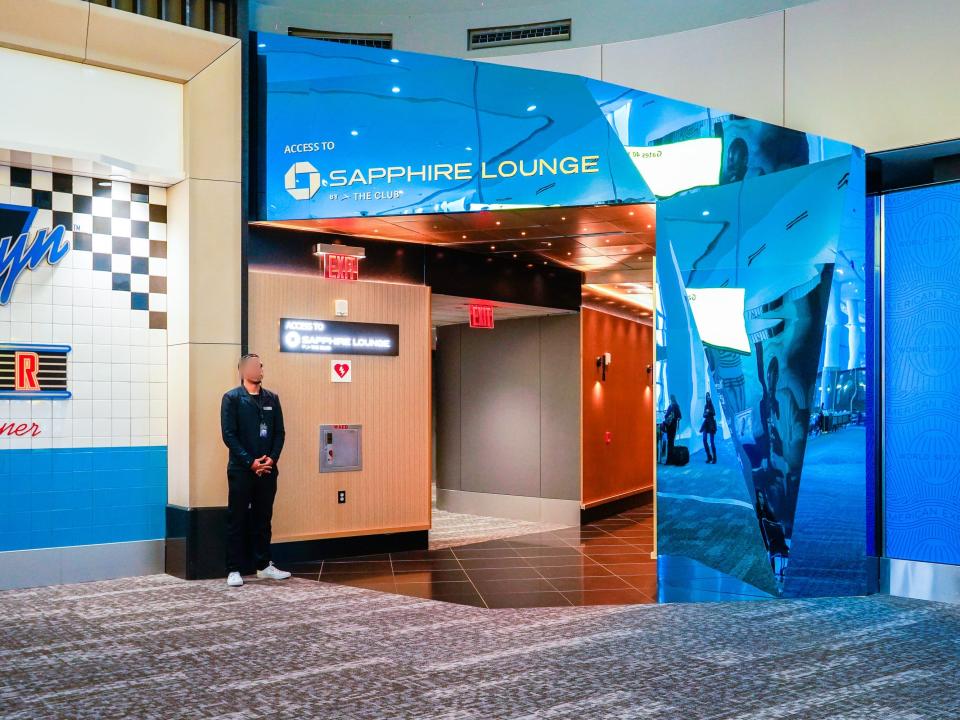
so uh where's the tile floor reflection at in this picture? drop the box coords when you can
[288,506,655,608]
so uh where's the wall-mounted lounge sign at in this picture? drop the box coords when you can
[280,318,399,356]
[253,32,852,222]
[0,343,71,399]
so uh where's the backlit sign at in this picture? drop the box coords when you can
[0,343,71,399]
[280,318,399,356]
[469,304,495,329]
[0,203,70,305]
[323,253,360,280]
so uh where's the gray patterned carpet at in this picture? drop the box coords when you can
[1,575,959,719]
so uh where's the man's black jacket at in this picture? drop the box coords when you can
[220,385,285,472]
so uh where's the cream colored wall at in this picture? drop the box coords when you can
[483,0,960,152]
[166,44,243,509]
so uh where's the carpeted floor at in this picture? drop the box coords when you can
[1,575,959,719]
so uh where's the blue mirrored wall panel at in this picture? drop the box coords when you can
[253,32,853,222]
[883,182,960,566]
[655,151,870,600]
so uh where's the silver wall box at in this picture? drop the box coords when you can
[320,424,362,472]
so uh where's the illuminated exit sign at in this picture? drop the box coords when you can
[314,243,364,281]
[323,253,360,280]
[469,303,494,329]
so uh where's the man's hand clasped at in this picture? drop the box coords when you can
[251,456,274,476]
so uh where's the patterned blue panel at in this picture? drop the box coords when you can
[883,183,960,566]
[0,446,167,551]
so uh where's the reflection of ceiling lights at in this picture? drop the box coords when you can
[627,137,722,198]
[584,283,654,311]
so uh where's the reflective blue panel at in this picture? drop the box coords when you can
[883,182,960,566]
[656,151,870,599]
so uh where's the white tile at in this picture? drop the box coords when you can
[111,294,128,310]
[72,214,92,234]
[72,343,92,363]
[92,271,111,291]
[131,237,150,257]
[148,222,166,241]
[130,363,148,383]
[30,323,51,343]
[73,176,92,195]
[91,400,111,418]
[149,364,167,383]
[149,293,167,312]
[131,312,148,329]
[130,382,149,400]
[92,363,111,382]
[131,400,150,420]
[73,287,93,307]
[112,364,131,382]
[10,322,30,341]
[92,234,112,253]
[31,304,52,323]
[73,362,92,382]
[72,419,93,437]
[30,283,53,304]
[148,258,167,276]
[92,381,111,400]
[112,181,131,202]
[72,252,93,271]
[131,417,150,436]
[52,191,72,212]
[149,417,166,436]
[92,418,111,437]
[30,401,51,419]
[110,345,131,364]
[131,202,149,222]
[52,285,73,306]
[131,274,149,293]
[112,254,131,274]
[92,288,112,307]
[91,196,112,217]
[51,324,72,344]
[9,186,31,205]
[149,346,166,365]
[0,165,9,185]
[112,218,131,238]
[71,380,92,399]
[111,398,130,418]
[34,209,53,229]
[110,308,128,326]
[148,186,166,204]
[72,399,92,418]
[31,170,52,190]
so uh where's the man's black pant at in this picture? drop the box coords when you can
[226,467,277,574]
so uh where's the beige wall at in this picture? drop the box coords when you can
[483,0,960,152]
[166,43,243,509]
[248,272,432,542]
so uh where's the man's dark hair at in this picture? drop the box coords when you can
[238,353,259,368]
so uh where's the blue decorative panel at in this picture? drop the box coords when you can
[883,183,960,566]
[0,446,167,551]
[655,153,870,600]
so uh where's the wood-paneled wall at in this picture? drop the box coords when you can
[581,307,654,508]
[248,271,431,542]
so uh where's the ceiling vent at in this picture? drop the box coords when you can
[288,28,393,49]
[468,20,571,51]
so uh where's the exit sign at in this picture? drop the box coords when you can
[323,253,360,280]
[469,303,494,329]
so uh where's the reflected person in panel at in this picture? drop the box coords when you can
[220,353,290,587]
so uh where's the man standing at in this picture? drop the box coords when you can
[220,353,291,587]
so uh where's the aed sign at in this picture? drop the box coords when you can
[468,303,495,329]
[280,318,399,356]
[331,359,352,382]
[323,253,360,281]
[0,343,71,399]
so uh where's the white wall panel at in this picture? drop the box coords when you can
[784,0,960,152]
[480,44,602,80]
[600,13,784,126]
[0,47,183,183]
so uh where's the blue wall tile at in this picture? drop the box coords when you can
[0,446,167,552]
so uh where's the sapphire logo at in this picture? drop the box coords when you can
[284,161,321,200]
[0,203,70,305]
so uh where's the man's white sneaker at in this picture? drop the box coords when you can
[227,571,243,587]
[256,562,291,580]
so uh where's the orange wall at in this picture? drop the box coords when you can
[581,307,654,507]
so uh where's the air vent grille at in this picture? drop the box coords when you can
[468,20,571,51]
[289,28,393,49]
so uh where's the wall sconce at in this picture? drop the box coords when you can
[646,363,653,384]
[596,352,612,381]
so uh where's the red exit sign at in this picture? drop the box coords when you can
[469,303,495,329]
[323,253,360,281]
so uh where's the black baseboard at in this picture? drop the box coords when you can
[165,505,228,580]
[166,504,428,579]
[581,489,653,525]
[271,530,428,564]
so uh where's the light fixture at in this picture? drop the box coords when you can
[257,43,266,48]
[629,211,634,216]
[391,86,400,93]
[495,221,501,225]
[462,234,467,239]
[490,245,496,250]
[465,146,473,151]
[520,231,526,236]
[561,216,566,221]
[596,352,612,381]
[390,58,399,63]
[701,210,710,216]
[350,130,359,136]
[526,104,537,112]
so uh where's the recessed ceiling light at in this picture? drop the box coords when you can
[647,224,652,229]
[350,130,359,136]
[490,245,496,250]
[561,216,566,221]
[701,210,710,216]
[495,221,501,225]
[390,58,399,63]
[567,252,572,256]
[513,253,518,258]
[462,234,467,239]
[526,104,537,112]
[520,231,526,236]
[628,211,634,216]
[391,86,400,93]
[465,146,472,151]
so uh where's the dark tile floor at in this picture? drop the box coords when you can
[287,505,656,608]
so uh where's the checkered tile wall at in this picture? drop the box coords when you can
[0,164,168,451]
[3,164,168,329]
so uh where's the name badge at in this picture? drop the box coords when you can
[259,422,268,438]
[264,406,273,411]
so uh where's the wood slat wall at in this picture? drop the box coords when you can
[248,271,432,542]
